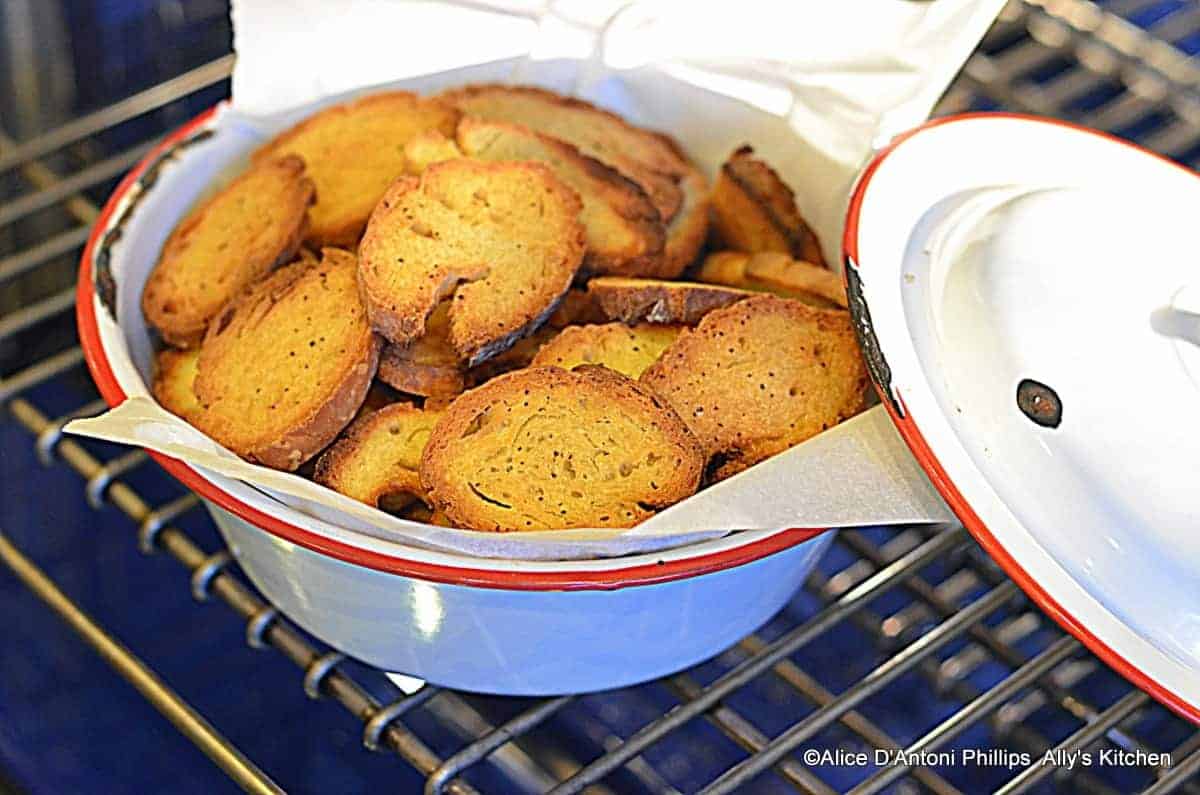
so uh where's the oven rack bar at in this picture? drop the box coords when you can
[9,383,1198,794]
[0,531,285,795]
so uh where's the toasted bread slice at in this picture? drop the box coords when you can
[376,301,465,398]
[455,118,666,276]
[697,251,846,308]
[152,347,203,422]
[647,136,709,279]
[439,84,689,222]
[546,288,605,329]
[142,155,315,348]
[531,323,681,379]
[378,342,463,399]
[193,249,381,470]
[587,277,753,325]
[403,130,464,175]
[314,402,442,509]
[421,366,703,530]
[464,325,557,388]
[641,295,867,480]
[254,91,459,246]
[357,159,585,365]
[710,145,825,267]
[404,123,669,284]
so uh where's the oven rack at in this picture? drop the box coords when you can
[1,1,1198,792]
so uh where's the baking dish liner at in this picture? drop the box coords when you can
[67,0,1001,560]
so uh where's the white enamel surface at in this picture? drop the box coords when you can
[209,502,832,694]
[853,116,1200,710]
[85,87,836,689]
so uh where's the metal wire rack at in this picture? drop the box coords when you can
[2,1,1199,792]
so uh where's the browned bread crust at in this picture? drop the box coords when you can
[587,277,753,325]
[531,323,681,379]
[644,133,709,279]
[710,145,825,267]
[357,159,585,366]
[378,344,464,399]
[438,84,689,223]
[455,118,666,276]
[641,294,867,480]
[420,366,703,530]
[142,155,315,348]
[313,402,442,509]
[697,251,846,308]
[660,167,711,278]
[152,347,203,422]
[376,302,465,398]
[464,325,557,388]
[546,288,606,329]
[254,91,459,246]
[192,248,381,470]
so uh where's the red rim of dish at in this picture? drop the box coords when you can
[844,111,1200,725]
[75,102,827,592]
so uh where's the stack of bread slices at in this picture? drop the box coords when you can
[144,85,868,532]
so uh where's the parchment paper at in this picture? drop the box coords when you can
[66,0,997,560]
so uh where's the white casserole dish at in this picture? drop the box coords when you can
[76,87,833,694]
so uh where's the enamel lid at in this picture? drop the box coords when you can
[845,113,1200,723]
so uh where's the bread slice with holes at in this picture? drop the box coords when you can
[438,84,690,223]
[696,251,846,308]
[254,91,459,246]
[587,277,753,325]
[192,248,381,470]
[531,323,681,379]
[641,295,867,481]
[454,118,665,276]
[152,347,203,422]
[420,366,703,530]
[313,402,442,509]
[142,155,315,348]
[357,158,585,365]
[400,120,667,277]
[710,145,826,267]
[377,301,465,398]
